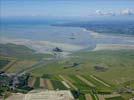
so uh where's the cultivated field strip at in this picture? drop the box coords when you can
[52,75,62,81]
[69,75,91,90]
[90,75,111,87]
[103,94,121,98]
[40,78,45,88]
[34,77,40,88]
[62,81,70,89]
[59,75,77,90]
[27,74,116,100]
[40,79,53,89]
[92,94,99,100]
[76,75,95,87]
[28,77,36,88]
[81,75,112,93]
[43,80,49,89]
[46,79,54,90]
[85,94,93,100]
[51,80,67,90]
[97,95,105,100]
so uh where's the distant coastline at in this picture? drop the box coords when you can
[0,20,134,56]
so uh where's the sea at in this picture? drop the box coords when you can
[0,19,134,53]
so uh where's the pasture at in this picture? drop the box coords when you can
[30,50,134,100]
[1,49,134,100]
[6,60,37,73]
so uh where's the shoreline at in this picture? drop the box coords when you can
[0,37,84,57]
[93,44,134,51]
[83,28,134,39]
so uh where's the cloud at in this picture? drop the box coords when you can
[120,9,134,15]
[95,10,115,16]
[95,9,134,16]
[95,10,103,15]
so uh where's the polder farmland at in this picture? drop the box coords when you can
[30,50,134,100]
[1,49,134,99]
[27,74,124,100]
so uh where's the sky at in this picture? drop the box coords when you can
[1,0,134,20]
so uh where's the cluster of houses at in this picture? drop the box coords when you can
[0,71,31,92]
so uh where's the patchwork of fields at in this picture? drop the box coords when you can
[31,50,134,85]
[24,50,134,99]
[25,74,125,100]
[1,49,134,100]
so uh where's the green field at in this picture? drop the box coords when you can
[0,59,10,70]
[30,50,134,99]
[69,75,90,90]
[0,43,52,60]
[1,43,134,99]
[0,43,53,74]
[6,60,37,73]
[51,80,67,90]
[34,77,40,89]
[105,96,124,100]
[82,75,113,93]
[31,50,134,84]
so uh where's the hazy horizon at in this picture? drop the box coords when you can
[1,0,134,21]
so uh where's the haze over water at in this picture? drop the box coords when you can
[0,0,134,53]
[0,20,134,54]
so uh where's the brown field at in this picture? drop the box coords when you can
[6,93,24,100]
[85,94,93,100]
[44,80,49,89]
[40,78,45,88]
[97,95,105,100]
[46,80,54,90]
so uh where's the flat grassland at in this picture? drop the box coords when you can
[6,60,37,73]
[31,50,134,85]
[1,49,134,100]
[0,43,53,73]
[0,56,17,71]
[0,59,10,70]
[30,50,134,99]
